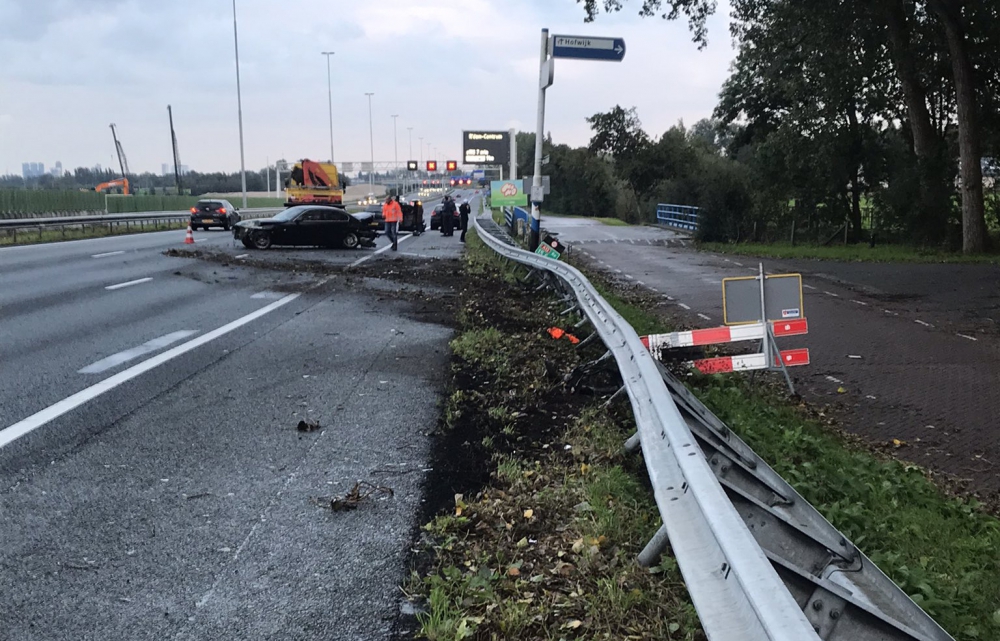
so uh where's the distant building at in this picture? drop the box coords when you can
[51,161,63,178]
[21,162,44,179]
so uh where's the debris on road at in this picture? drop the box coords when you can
[296,419,321,432]
[329,481,394,512]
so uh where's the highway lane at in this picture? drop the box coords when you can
[0,204,468,638]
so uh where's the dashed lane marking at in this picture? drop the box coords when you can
[851,300,868,306]
[678,303,691,310]
[92,251,125,258]
[105,277,153,291]
[697,313,711,321]
[348,234,414,268]
[824,291,840,298]
[915,320,934,328]
[803,284,817,290]
[958,334,978,341]
[79,331,199,374]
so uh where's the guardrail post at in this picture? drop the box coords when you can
[623,430,641,454]
[637,524,669,568]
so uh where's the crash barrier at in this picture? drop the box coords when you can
[657,203,700,231]
[502,205,532,241]
[0,208,282,244]
[472,213,954,641]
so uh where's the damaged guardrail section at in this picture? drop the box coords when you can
[472,215,954,641]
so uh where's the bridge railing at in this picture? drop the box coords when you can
[657,203,700,231]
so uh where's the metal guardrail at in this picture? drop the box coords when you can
[657,203,700,231]
[472,214,953,641]
[0,208,281,229]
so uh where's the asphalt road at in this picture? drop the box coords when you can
[546,216,1000,494]
[0,195,473,639]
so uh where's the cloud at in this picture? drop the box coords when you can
[0,0,736,174]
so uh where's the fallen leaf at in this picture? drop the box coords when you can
[837,386,847,394]
[564,620,584,630]
[580,463,591,475]
[523,509,534,519]
[507,566,521,577]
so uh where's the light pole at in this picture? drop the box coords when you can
[365,92,375,192]
[419,136,424,190]
[321,51,335,163]
[407,127,413,195]
[231,0,247,208]
[391,114,399,196]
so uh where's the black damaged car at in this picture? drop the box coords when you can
[233,205,379,250]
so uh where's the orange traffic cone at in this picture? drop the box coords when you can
[184,224,194,244]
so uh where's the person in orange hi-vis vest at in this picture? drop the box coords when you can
[382,194,403,251]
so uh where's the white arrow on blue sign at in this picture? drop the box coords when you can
[551,35,626,61]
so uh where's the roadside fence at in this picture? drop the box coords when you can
[657,203,700,232]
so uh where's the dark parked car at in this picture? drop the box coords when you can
[233,205,378,250]
[191,199,240,231]
[429,203,460,231]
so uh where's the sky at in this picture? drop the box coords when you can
[0,0,736,176]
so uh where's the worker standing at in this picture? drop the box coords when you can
[458,199,471,242]
[440,195,457,237]
[382,194,403,251]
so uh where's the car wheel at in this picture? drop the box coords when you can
[252,231,272,250]
[191,224,199,231]
[341,232,360,249]
[241,238,254,249]
[223,221,231,231]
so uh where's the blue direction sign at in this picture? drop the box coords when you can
[551,35,626,61]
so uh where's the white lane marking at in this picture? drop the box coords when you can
[723,258,732,263]
[678,303,691,310]
[194,239,208,243]
[663,295,675,301]
[803,284,817,290]
[92,250,125,258]
[401,252,433,259]
[915,320,934,328]
[703,278,722,285]
[0,293,300,450]
[79,331,198,374]
[824,291,840,298]
[251,291,285,300]
[624,274,634,280]
[733,261,743,267]
[348,233,414,268]
[825,376,844,384]
[697,313,711,321]
[851,300,868,306]
[745,267,757,272]
[234,254,249,259]
[105,277,153,291]
[628,239,635,244]
[614,269,622,274]
[957,333,978,341]
[636,281,645,286]
[883,309,899,316]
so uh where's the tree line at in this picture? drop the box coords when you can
[556,0,1000,252]
[0,165,352,195]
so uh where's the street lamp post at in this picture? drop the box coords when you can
[321,51,335,163]
[407,127,413,195]
[391,114,399,196]
[365,92,375,193]
[231,0,247,209]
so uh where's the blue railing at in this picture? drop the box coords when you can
[657,203,700,231]
[504,206,534,239]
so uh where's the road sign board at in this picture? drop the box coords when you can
[722,274,804,325]
[463,131,511,166]
[491,179,527,207]
[535,242,561,260]
[406,161,418,171]
[551,35,626,61]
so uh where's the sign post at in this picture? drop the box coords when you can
[530,29,626,250]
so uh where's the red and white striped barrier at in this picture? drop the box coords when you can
[691,348,810,374]
[640,319,808,356]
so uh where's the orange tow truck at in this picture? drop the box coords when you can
[284,160,343,206]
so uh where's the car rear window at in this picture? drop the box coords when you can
[196,202,222,212]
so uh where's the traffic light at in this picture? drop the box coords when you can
[446,160,458,171]
[426,160,437,172]
[407,161,418,171]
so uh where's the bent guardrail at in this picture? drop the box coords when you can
[472,214,953,641]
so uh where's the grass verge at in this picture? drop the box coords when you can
[571,259,1000,641]
[0,220,188,247]
[699,241,1000,264]
[408,232,702,640]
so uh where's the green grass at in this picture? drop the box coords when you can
[700,241,1000,264]
[0,220,187,247]
[595,216,629,227]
